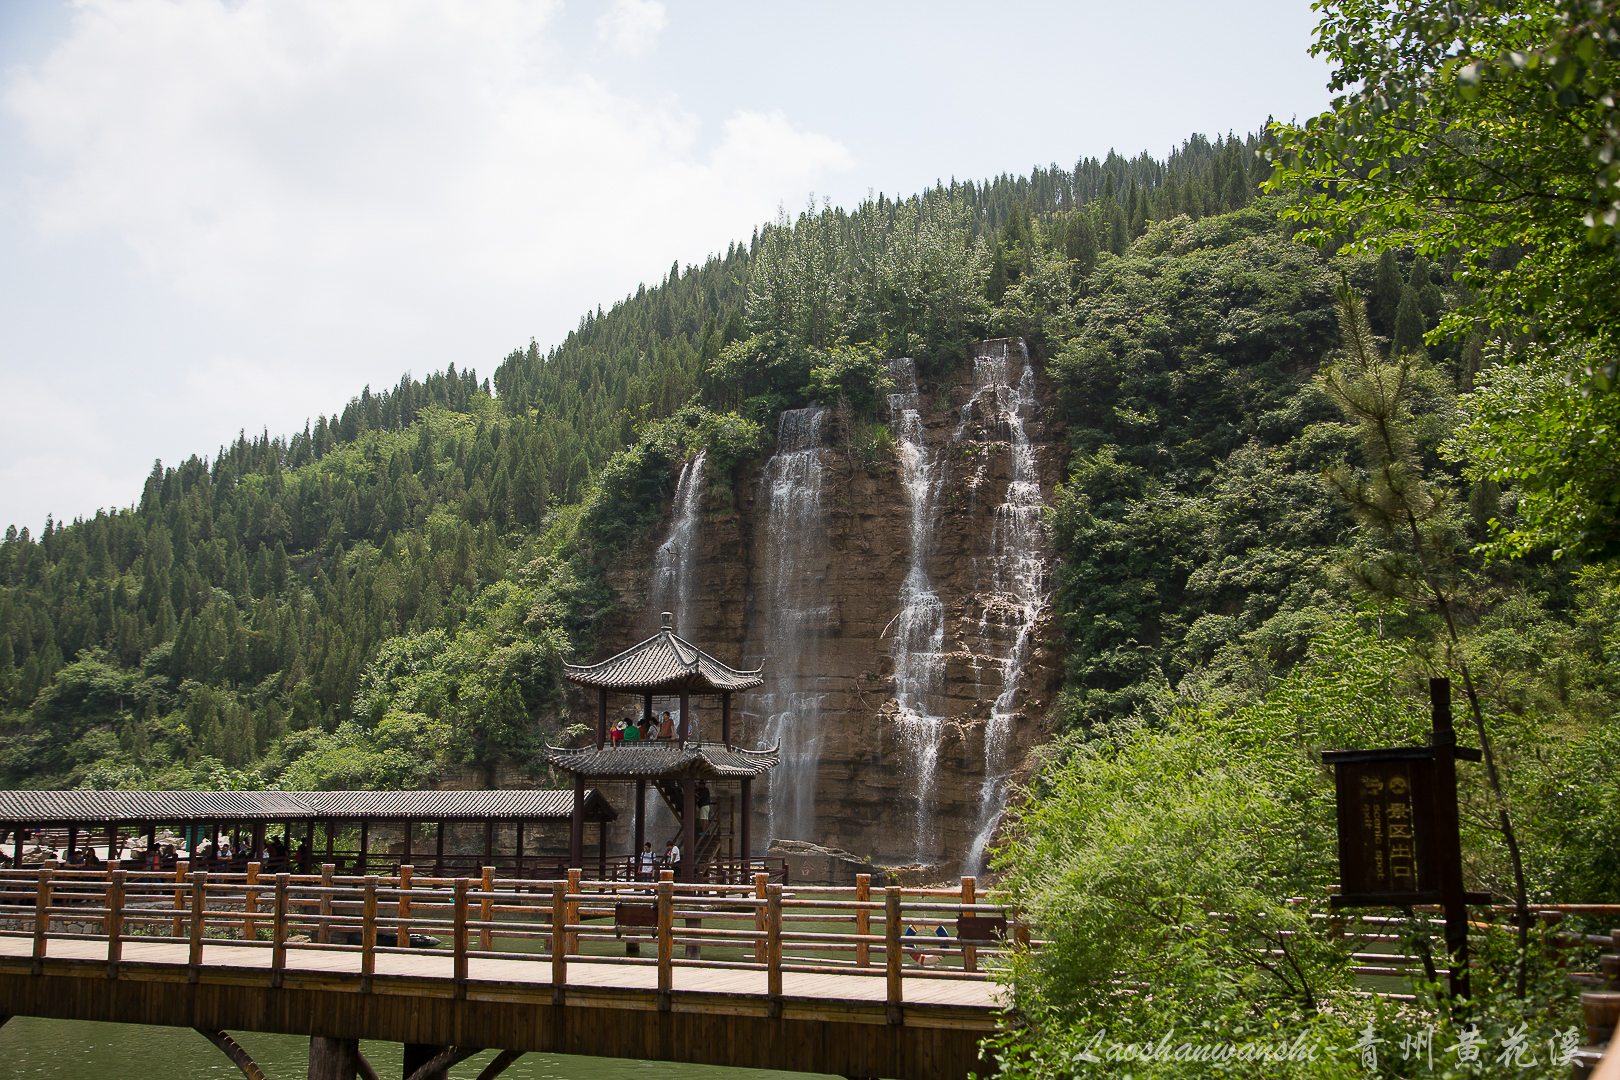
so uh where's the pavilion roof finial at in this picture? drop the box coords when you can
[661,611,673,631]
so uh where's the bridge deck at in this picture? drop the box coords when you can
[0,935,1001,1010]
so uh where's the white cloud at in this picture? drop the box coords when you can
[0,0,851,529]
[595,0,667,58]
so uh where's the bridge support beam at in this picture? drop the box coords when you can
[402,1043,447,1080]
[308,1036,359,1080]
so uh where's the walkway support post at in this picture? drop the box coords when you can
[656,878,674,1007]
[31,863,52,974]
[855,874,871,967]
[360,875,377,992]
[104,870,124,979]
[271,873,289,988]
[452,879,469,999]
[550,881,567,997]
[753,872,768,963]
[961,877,977,973]
[479,866,494,951]
[766,883,783,1002]
[187,870,207,982]
[885,886,903,1024]
[565,869,581,954]
[318,864,334,944]
[243,861,259,942]
[396,864,413,948]
[171,860,188,938]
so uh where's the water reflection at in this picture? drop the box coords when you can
[0,1016,827,1078]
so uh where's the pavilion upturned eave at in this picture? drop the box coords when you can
[543,742,779,782]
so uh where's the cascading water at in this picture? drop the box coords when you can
[650,448,706,635]
[884,358,949,858]
[750,408,831,844]
[957,340,1048,874]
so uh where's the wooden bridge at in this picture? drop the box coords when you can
[0,863,1021,1080]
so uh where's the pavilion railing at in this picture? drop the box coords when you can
[0,863,1031,1010]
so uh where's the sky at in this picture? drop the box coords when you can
[0,0,1337,534]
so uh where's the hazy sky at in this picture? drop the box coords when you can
[0,0,1336,534]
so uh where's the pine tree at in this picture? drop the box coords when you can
[1372,250,1403,335]
[1392,284,1427,353]
[1065,212,1098,281]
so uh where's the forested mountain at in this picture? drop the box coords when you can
[0,122,1612,942]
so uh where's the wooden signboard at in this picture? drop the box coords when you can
[1323,679,1488,998]
[1320,747,1441,906]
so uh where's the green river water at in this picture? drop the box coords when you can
[0,1016,826,1079]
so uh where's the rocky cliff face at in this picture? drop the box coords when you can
[585,340,1065,876]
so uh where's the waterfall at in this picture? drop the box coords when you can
[957,340,1048,874]
[884,358,949,858]
[750,407,831,844]
[650,448,706,635]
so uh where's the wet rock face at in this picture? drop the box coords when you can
[587,341,1066,876]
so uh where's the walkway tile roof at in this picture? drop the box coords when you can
[0,788,614,825]
[544,742,779,779]
[562,627,764,693]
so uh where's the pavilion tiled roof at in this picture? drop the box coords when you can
[562,626,764,693]
[0,789,614,825]
[544,742,779,779]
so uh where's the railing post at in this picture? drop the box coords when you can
[243,861,260,941]
[188,870,208,983]
[271,873,289,988]
[452,878,469,999]
[360,875,377,992]
[105,869,125,979]
[318,864,333,944]
[479,866,494,951]
[961,876,977,973]
[885,886,903,1024]
[855,873,871,967]
[395,865,413,948]
[766,883,783,1002]
[550,881,567,1000]
[753,872,768,963]
[656,879,674,1008]
[171,860,189,938]
[565,868,581,955]
[31,862,54,975]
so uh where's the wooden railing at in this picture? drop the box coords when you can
[0,863,1028,1011]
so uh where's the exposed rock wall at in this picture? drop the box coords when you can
[585,341,1065,875]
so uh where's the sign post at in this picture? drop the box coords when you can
[1323,678,1486,997]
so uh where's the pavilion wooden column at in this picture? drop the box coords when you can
[740,777,752,869]
[435,822,445,877]
[401,818,412,869]
[643,692,653,725]
[678,690,690,748]
[515,821,525,877]
[483,821,494,868]
[67,827,78,861]
[681,779,696,883]
[11,828,21,867]
[634,780,647,864]
[597,687,608,750]
[106,824,117,865]
[356,821,367,875]
[569,777,585,870]
[722,692,731,749]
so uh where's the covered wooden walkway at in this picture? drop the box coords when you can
[0,864,1018,1079]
